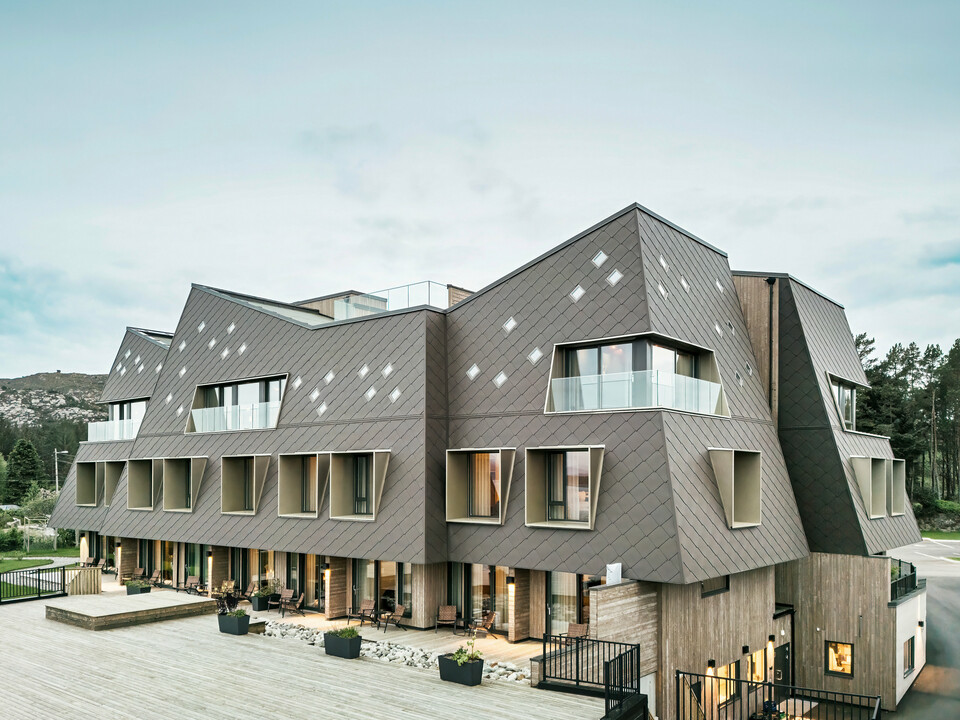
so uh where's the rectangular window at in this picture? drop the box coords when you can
[903,637,915,677]
[749,649,766,683]
[716,660,740,705]
[701,575,730,597]
[826,641,854,677]
[546,450,590,522]
[831,379,857,431]
[467,452,500,518]
[354,455,371,515]
[191,375,285,432]
[301,456,313,514]
[242,458,254,512]
[184,461,192,509]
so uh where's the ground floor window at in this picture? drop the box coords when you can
[302,555,324,611]
[138,539,154,574]
[903,636,915,677]
[160,541,174,582]
[250,549,274,587]
[352,559,412,618]
[184,543,206,584]
[230,547,249,590]
[748,648,765,682]
[716,660,740,705]
[825,641,854,677]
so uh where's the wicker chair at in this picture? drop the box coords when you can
[435,605,458,634]
[381,605,407,633]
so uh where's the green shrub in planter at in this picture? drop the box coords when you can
[125,579,152,595]
[438,635,484,686]
[218,608,250,635]
[324,626,362,659]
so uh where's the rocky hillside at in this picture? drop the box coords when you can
[0,373,107,427]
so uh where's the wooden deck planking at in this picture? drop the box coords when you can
[0,597,603,719]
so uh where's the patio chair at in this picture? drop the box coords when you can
[281,593,305,618]
[435,605,458,634]
[268,588,294,612]
[560,622,589,645]
[348,599,378,627]
[83,557,95,568]
[469,611,499,639]
[94,559,107,574]
[176,575,200,593]
[381,605,406,633]
[125,567,145,582]
[240,581,258,600]
[148,570,163,587]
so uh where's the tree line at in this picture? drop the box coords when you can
[0,416,86,505]
[855,334,960,504]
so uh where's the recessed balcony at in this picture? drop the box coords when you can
[549,370,724,415]
[189,400,281,433]
[86,418,141,443]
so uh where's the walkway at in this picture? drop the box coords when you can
[0,595,604,720]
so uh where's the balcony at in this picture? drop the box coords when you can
[891,559,918,602]
[189,401,281,433]
[333,281,449,320]
[549,370,723,415]
[86,418,141,443]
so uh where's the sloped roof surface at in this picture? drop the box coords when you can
[99,328,171,403]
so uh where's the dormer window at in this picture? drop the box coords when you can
[188,375,286,432]
[831,378,857,431]
[547,450,590,522]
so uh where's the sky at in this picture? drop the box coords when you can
[0,1,958,377]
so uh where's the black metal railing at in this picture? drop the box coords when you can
[676,670,881,720]
[0,566,68,603]
[603,645,648,719]
[891,559,918,602]
[541,634,638,691]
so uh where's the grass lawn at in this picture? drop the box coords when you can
[0,558,54,573]
[23,546,81,558]
[921,531,960,541]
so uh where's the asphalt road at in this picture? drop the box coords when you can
[890,539,960,718]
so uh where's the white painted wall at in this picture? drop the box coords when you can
[640,672,657,719]
[895,589,926,703]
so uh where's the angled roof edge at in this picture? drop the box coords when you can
[293,289,366,304]
[450,203,727,312]
[127,327,174,348]
[732,271,845,309]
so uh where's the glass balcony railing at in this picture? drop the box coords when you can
[333,281,449,321]
[189,401,281,433]
[86,418,141,442]
[550,370,723,415]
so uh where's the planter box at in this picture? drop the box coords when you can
[324,632,362,659]
[438,655,484,686]
[218,614,250,635]
[250,596,270,612]
[126,585,152,595]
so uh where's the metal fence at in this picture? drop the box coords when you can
[603,644,648,720]
[676,670,881,720]
[541,634,639,691]
[891,559,917,602]
[0,566,69,603]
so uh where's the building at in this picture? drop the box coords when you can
[49,204,925,715]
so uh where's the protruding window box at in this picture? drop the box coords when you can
[852,456,889,519]
[889,459,906,516]
[103,461,125,507]
[329,450,391,522]
[524,446,604,530]
[221,455,270,515]
[187,375,286,433]
[76,462,102,507]
[446,448,516,525]
[128,459,163,511]
[708,448,762,529]
[162,458,208,512]
[278,453,330,518]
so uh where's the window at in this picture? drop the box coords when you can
[903,637,915,677]
[278,453,325,517]
[716,660,740,705]
[354,455,371,515]
[468,452,500,518]
[242,458,254,511]
[825,641,854,677]
[190,375,286,432]
[546,450,590,522]
[445,449,515,525]
[329,450,390,521]
[161,458,207,513]
[184,461,192,509]
[221,455,269,514]
[831,379,857,431]
[701,575,730,597]
[708,448,762,528]
[108,399,147,423]
[748,649,766,682]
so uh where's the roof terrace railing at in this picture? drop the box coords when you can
[550,370,723,415]
[189,401,281,433]
[86,418,141,443]
[891,559,918,602]
[333,281,449,320]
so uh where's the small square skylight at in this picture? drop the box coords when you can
[592,250,608,268]
[528,347,543,364]
[310,388,320,402]
[658,282,668,298]
[119,366,126,376]
[176,405,184,416]
[115,362,122,372]
[570,285,586,302]
[358,365,369,379]
[324,371,335,385]
[208,337,217,349]
[292,376,302,389]
[220,347,230,359]
[137,365,144,374]
[124,349,131,359]
[197,321,205,333]
[317,402,328,416]
[466,364,480,381]
[227,322,236,334]
[659,255,669,271]
[166,393,172,404]
[389,387,401,403]
[382,363,393,378]
[607,269,623,287]
[502,316,517,334]
[179,366,187,377]
[680,276,690,293]
[493,371,508,388]
[715,279,724,293]
[714,323,723,337]
[364,386,377,401]
[156,363,163,373]
[179,340,186,352]
[238,343,247,354]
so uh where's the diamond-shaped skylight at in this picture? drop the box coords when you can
[715,279,724,293]
[358,365,369,379]
[735,371,744,387]
[607,269,623,287]
[382,363,393,378]
[220,347,230,359]
[292,376,302,389]
[310,388,320,402]
[180,366,187,377]
[727,321,735,335]
[324,371,335,385]
[570,285,585,303]
[125,349,131,359]
[659,255,669,271]
[364,386,376,401]
[493,371,508,388]
[197,321,205,333]
[714,323,723,337]
[227,322,236,334]
[137,365,144,374]
[502,317,517,334]
[208,338,217,349]
[528,347,543,364]
[745,362,753,376]
[166,393,172,404]
[658,283,668,298]
[680,276,690,293]
[179,340,186,352]
[176,405,184,416]
[466,364,480,381]
[134,355,140,365]
[119,366,126,376]
[317,402,328,416]
[238,343,247,354]
[592,250,608,268]
[115,362,122,372]
[156,363,163,373]
[389,387,401,403]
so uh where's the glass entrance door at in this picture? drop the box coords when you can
[547,571,578,635]
[160,541,174,582]
[304,555,324,611]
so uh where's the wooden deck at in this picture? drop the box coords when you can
[46,591,216,630]
[0,597,604,719]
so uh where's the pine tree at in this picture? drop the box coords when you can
[0,453,8,504]
[6,439,48,505]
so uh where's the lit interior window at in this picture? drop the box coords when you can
[826,641,854,676]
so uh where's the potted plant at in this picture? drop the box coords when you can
[249,581,275,612]
[438,633,484,686]
[218,608,250,635]
[125,579,152,595]
[324,625,362,659]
